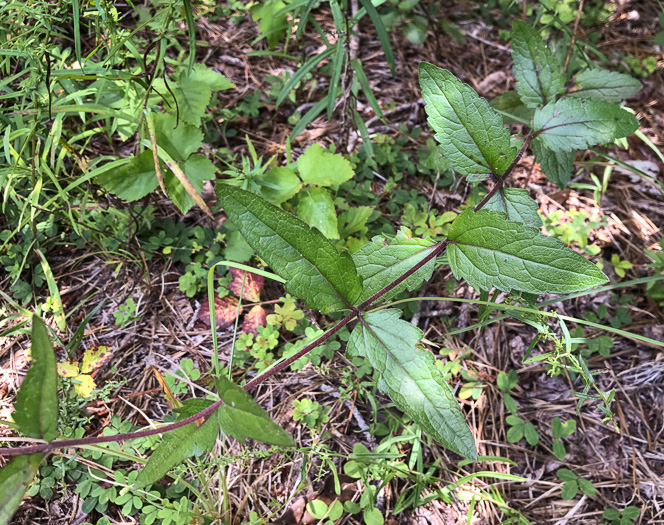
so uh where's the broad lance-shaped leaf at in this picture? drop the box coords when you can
[352,228,437,304]
[133,399,219,490]
[533,98,639,152]
[485,188,543,228]
[347,309,477,459]
[13,315,59,441]
[215,377,294,447]
[532,137,574,189]
[568,69,642,104]
[511,20,565,108]
[0,453,44,525]
[419,62,517,179]
[216,184,362,313]
[447,209,608,294]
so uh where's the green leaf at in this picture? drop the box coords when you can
[297,187,339,239]
[215,377,294,447]
[561,480,578,500]
[171,78,212,124]
[603,509,621,520]
[533,98,640,152]
[358,0,394,73]
[259,167,302,204]
[425,145,453,172]
[216,184,362,313]
[0,453,44,525]
[557,468,577,482]
[419,62,517,178]
[363,506,384,525]
[97,150,158,201]
[307,500,329,520]
[524,422,539,446]
[568,69,641,104]
[532,137,574,189]
[347,309,477,459]
[164,154,215,215]
[447,210,608,294]
[133,399,219,490]
[338,206,373,238]
[14,316,59,441]
[578,477,596,496]
[183,63,235,92]
[351,59,383,118]
[551,417,576,438]
[297,143,354,186]
[485,188,543,228]
[490,91,536,125]
[154,112,203,161]
[276,47,335,107]
[553,439,567,461]
[352,229,437,305]
[622,506,641,520]
[506,424,524,443]
[511,20,565,108]
[250,0,288,49]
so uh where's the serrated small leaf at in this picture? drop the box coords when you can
[297,143,354,186]
[259,167,302,204]
[347,309,476,459]
[533,98,639,152]
[447,210,608,294]
[297,187,340,239]
[352,229,436,305]
[419,62,517,178]
[184,63,235,92]
[133,399,218,490]
[338,206,373,238]
[171,78,212,124]
[97,150,158,201]
[228,267,264,303]
[154,112,203,161]
[0,453,44,525]
[568,69,642,104]
[485,188,543,227]
[216,184,362,313]
[532,137,574,189]
[511,20,565,107]
[14,316,59,441]
[215,377,294,447]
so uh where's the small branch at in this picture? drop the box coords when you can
[474,130,533,212]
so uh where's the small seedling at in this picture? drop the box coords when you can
[603,506,641,525]
[551,417,577,460]
[506,415,539,446]
[557,468,596,499]
[497,369,519,414]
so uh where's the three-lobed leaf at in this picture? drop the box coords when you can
[568,69,642,104]
[347,309,477,459]
[419,62,517,179]
[13,316,59,441]
[485,188,543,228]
[533,98,639,152]
[447,210,608,295]
[216,184,362,313]
[511,20,565,107]
[352,229,437,305]
[215,377,294,447]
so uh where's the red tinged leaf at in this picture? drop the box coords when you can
[228,266,264,302]
[197,296,242,329]
[242,305,267,335]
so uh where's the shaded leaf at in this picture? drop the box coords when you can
[197,295,241,329]
[259,167,302,204]
[216,184,362,313]
[568,69,642,104]
[97,150,158,201]
[347,309,476,459]
[164,154,215,215]
[425,145,452,171]
[171,79,211,124]
[419,62,517,178]
[242,305,267,335]
[352,228,437,305]
[133,399,218,490]
[551,417,576,438]
[561,480,578,500]
[215,377,294,446]
[297,143,355,186]
[485,188,543,228]
[447,210,608,294]
[490,91,536,125]
[154,112,203,161]
[511,20,565,107]
[297,187,339,239]
[228,267,264,303]
[184,63,235,92]
[533,98,640,152]
[532,137,574,189]
[14,316,59,441]
[338,206,373,238]
[0,453,44,525]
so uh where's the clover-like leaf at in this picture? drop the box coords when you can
[347,309,476,459]
[216,184,362,313]
[419,62,517,178]
[447,209,608,294]
[511,20,565,107]
[533,98,639,152]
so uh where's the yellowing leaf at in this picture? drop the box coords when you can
[73,374,97,398]
[81,345,113,374]
[228,267,264,303]
[57,359,79,378]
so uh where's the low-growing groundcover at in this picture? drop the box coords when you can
[1,1,664,524]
